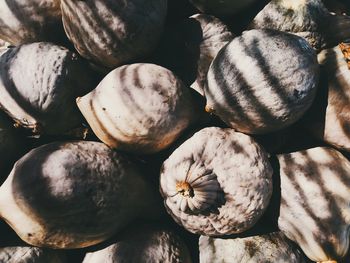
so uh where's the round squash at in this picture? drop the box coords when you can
[199,232,307,263]
[205,29,319,134]
[77,63,194,154]
[278,147,350,262]
[82,224,192,263]
[0,0,63,45]
[251,0,350,51]
[160,127,273,236]
[61,0,167,68]
[0,141,160,249]
[0,42,97,135]
[0,246,66,263]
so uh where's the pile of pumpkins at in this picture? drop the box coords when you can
[0,0,350,262]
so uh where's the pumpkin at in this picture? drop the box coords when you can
[82,224,192,263]
[77,63,194,154]
[0,0,64,45]
[0,42,97,135]
[251,0,350,51]
[160,127,272,236]
[0,246,66,263]
[278,147,350,262]
[0,141,160,248]
[199,232,307,263]
[205,29,319,134]
[61,0,167,68]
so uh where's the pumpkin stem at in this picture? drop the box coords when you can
[176,181,194,198]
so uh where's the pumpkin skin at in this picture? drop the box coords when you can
[160,127,273,236]
[205,29,319,134]
[0,0,63,45]
[0,141,160,249]
[82,224,192,263]
[199,232,307,263]
[0,246,66,263]
[0,42,96,135]
[61,0,167,68]
[77,63,194,154]
[278,147,350,262]
[304,45,350,152]
[189,0,257,16]
[251,0,350,51]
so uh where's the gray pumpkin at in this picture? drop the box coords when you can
[0,42,96,135]
[77,63,194,154]
[0,246,66,263]
[160,127,273,236]
[251,0,350,51]
[0,141,160,249]
[0,0,63,45]
[205,29,319,134]
[199,232,307,263]
[278,147,350,262]
[82,224,192,263]
[61,0,167,68]
[304,45,350,152]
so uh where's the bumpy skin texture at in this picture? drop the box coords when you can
[189,0,257,16]
[278,147,350,262]
[160,127,273,236]
[0,141,157,249]
[205,29,319,134]
[0,42,96,135]
[0,247,66,263]
[77,63,194,154]
[189,14,234,96]
[82,225,192,263]
[199,232,306,263]
[306,46,350,152]
[251,0,350,51]
[61,0,167,68]
[0,0,62,45]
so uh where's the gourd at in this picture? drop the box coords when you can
[61,0,167,68]
[304,44,350,152]
[189,0,258,16]
[251,0,350,51]
[0,141,160,249]
[82,224,192,263]
[199,232,307,263]
[0,246,66,263]
[77,63,194,154]
[0,42,97,135]
[278,147,350,262]
[0,0,63,45]
[160,127,273,236]
[205,29,319,134]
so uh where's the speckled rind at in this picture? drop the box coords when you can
[189,0,257,16]
[278,147,350,262]
[306,46,350,152]
[0,42,96,135]
[160,127,273,236]
[61,0,167,68]
[77,63,194,154]
[199,232,306,263]
[0,246,66,263]
[205,29,319,134]
[251,0,330,50]
[189,14,234,96]
[0,0,62,45]
[0,141,157,249]
[82,224,192,263]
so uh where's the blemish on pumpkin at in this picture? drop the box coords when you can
[244,240,259,257]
